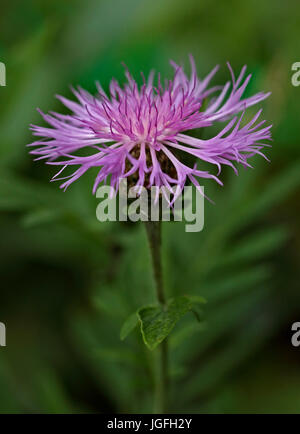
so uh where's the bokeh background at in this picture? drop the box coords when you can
[1,0,300,413]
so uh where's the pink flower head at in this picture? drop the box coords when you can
[29,56,271,202]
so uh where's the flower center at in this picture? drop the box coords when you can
[125,144,177,188]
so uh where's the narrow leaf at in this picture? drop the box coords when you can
[120,312,139,341]
[137,295,205,350]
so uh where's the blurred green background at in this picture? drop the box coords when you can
[0,0,300,414]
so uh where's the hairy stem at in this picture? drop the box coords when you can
[144,220,168,414]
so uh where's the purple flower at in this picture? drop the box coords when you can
[29,56,272,201]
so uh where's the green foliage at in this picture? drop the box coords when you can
[120,313,139,341]
[1,0,300,415]
[121,295,205,350]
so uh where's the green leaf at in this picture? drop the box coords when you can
[21,208,63,228]
[137,295,206,350]
[120,313,139,341]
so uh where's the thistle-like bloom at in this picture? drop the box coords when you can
[29,57,271,201]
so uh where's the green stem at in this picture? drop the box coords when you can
[144,220,168,414]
